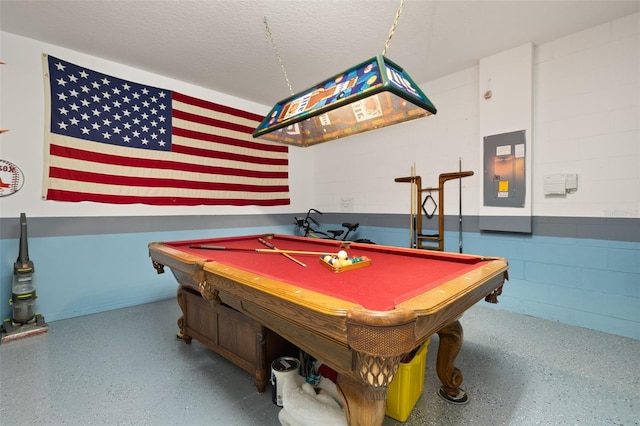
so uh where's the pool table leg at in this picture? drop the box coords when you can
[175,286,192,343]
[336,374,386,426]
[436,319,468,404]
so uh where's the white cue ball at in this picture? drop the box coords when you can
[337,250,348,260]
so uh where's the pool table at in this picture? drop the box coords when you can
[149,234,508,425]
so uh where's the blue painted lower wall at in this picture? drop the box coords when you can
[0,226,292,325]
[1,221,638,340]
[459,232,639,339]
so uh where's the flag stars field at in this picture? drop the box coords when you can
[50,59,172,151]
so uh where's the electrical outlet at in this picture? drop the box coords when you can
[340,197,354,212]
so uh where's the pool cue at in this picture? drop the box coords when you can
[410,163,415,248]
[458,157,463,253]
[189,244,337,257]
[258,237,306,268]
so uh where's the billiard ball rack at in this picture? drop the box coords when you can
[319,256,372,273]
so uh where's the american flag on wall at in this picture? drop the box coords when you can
[42,54,290,206]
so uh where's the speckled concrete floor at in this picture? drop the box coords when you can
[1,299,638,425]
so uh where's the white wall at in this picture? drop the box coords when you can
[479,43,533,229]
[533,13,639,218]
[0,31,315,219]
[311,65,481,216]
[311,13,639,220]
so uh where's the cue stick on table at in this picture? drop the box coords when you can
[258,237,306,268]
[189,244,338,257]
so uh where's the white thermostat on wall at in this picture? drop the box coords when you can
[544,173,578,195]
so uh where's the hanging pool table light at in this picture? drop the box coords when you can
[252,54,437,147]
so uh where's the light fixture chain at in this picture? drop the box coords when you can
[382,0,406,56]
[263,17,294,95]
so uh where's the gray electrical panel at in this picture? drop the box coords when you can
[483,130,526,208]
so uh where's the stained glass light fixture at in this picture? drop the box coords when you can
[253,1,437,147]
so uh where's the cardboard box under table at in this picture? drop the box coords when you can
[385,339,429,422]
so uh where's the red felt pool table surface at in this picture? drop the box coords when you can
[166,234,488,311]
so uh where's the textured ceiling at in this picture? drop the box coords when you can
[2,0,639,108]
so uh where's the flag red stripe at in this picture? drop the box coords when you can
[172,126,287,154]
[49,167,289,192]
[169,141,288,166]
[46,189,289,206]
[50,144,288,179]
[172,109,255,135]
[172,92,265,122]
[171,127,288,158]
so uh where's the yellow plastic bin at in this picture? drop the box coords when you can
[385,339,429,422]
